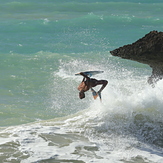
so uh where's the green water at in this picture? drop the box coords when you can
[0,1,163,162]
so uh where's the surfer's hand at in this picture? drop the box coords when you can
[80,72,85,75]
[80,72,89,79]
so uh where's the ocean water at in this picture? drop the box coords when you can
[0,0,163,162]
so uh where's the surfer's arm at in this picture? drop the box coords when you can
[82,77,86,82]
[98,80,108,93]
[80,72,91,89]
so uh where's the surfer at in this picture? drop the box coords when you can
[78,72,108,99]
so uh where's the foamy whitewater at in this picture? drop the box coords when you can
[0,0,163,162]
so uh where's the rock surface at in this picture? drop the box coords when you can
[110,31,163,85]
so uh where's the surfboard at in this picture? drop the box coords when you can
[75,71,104,77]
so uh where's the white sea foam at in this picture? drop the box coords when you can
[1,59,159,163]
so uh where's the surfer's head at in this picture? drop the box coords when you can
[79,90,85,99]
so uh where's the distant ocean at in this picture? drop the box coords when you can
[0,0,163,162]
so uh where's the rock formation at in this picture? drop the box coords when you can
[110,31,163,86]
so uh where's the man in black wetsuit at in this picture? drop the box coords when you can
[78,72,108,99]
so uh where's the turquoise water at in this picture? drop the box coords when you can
[0,0,163,162]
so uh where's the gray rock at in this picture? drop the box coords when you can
[110,31,163,86]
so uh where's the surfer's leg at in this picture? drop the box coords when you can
[91,88,96,95]
[97,80,108,92]
[91,88,98,99]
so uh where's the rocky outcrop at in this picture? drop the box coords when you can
[110,31,163,86]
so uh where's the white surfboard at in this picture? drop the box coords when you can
[75,71,104,77]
